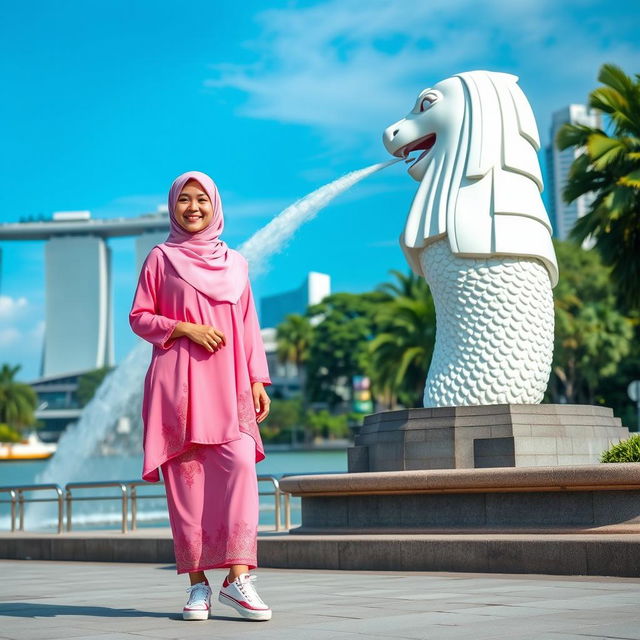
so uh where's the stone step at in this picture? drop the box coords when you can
[258,532,640,578]
[1,529,638,578]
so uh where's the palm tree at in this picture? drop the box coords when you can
[0,363,38,434]
[556,63,640,310]
[275,314,313,408]
[369,270,436,409]
[377,268,426,300]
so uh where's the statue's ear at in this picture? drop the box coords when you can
[456,71,503,180]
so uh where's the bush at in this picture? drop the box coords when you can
[0,423,22,442]
[259,397,304,443]
[600,433,640,462]
[305,409,351,440]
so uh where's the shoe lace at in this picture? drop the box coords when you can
[236,574,266,606]
[185,581,210,604]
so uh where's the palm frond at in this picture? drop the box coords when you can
[556,123,593,150]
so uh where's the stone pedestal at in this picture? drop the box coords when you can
[348,404,630,472]
[277,463,640,576]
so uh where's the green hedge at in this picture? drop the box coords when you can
[600,433,640,462]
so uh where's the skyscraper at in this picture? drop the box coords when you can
[259,272,331,399]
[260,272,331,330]
[0,210,169,378]
[546,105,602,241]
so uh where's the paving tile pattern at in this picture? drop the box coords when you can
[1,560,639,639]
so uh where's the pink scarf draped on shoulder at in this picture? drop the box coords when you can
[156,170,248,303]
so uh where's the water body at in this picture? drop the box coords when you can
[20,159,399,529]
[0,449,346,531]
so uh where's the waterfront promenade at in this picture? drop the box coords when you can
[1,558,639,640]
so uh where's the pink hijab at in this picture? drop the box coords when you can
[156,170,248,303]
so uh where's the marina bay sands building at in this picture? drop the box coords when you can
[0,210,169,379]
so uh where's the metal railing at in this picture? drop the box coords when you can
[0,484,65,533]
[65,481,129,533]
[0,474,293,534]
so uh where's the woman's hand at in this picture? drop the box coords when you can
[180,321,226,353]
[252,382,270,423]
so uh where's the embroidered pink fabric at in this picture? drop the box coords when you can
[161,433,259,573]
[129,247,271,482]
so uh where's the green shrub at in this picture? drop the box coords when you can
[600,433,640,462]
[305,409,351,439]
[0,423,22,442]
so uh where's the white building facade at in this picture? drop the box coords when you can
[546,104,602,241]
[260,272,331,398]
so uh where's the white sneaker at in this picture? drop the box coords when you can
[218,572,272,621]
[183,580,211,620]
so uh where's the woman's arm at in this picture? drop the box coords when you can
[240,279,272,386]
[166,321,194,341]
[129,251,180,350]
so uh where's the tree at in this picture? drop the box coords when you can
[556,63,640,311]
[275,314,313,409]
[0,363,38,436]
[76,366,114,407]
[549,240,634,404]
[303,291,390,409]
[304,409,351,441]
[369,269,436,409]
[258,396,304,444]
[594,333,640,431]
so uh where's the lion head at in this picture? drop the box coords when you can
[383,70,558,287]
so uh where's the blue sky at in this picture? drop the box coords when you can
[1,0,639,381]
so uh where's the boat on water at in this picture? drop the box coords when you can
[0,431,57,461]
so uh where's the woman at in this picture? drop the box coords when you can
[129,170,272,622]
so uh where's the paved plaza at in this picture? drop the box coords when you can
[0,559,639,639]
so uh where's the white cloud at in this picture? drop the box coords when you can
[0,296,43,351]
[204,0,640,147]
[0,295,28,321]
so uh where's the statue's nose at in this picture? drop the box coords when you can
[383,120,404,148]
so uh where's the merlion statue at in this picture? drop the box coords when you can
[383,70,559,407]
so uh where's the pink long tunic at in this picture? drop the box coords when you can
[129,246,271,483]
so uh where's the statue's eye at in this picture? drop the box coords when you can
[419,93,438,112]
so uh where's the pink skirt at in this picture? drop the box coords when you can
[160,432,259,574]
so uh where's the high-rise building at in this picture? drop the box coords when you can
[260,272,330,330]
[0,210,170,441]
[260,272,331,398]
[0,210,169,378]
[546,104,602,240]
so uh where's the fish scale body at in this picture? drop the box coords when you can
[419,237,554,407]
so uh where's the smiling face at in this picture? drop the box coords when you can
[382,77,466,181]
[175,179,214,232]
